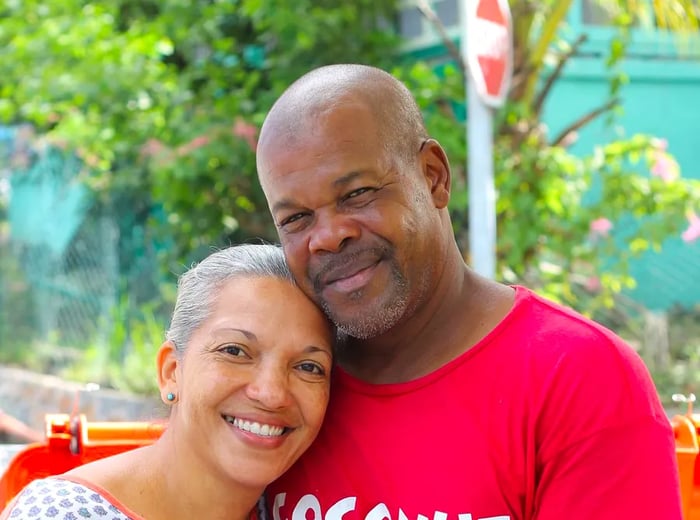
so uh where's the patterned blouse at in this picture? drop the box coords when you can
[1,476,144,519]
[1,476,264,520]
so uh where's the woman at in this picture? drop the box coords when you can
[1,244,334,520]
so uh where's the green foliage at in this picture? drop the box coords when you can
[0,0,400,274]
[0,0,401,391]
[494,125,700,311]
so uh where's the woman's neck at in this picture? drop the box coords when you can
[144,435,263,520]
[75,434,264,520]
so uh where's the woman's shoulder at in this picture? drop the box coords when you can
[1,476,134,519]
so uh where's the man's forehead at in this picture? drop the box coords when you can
[263,95,377,141]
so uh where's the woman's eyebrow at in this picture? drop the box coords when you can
[303,345,333,359]
[212,327,258,341]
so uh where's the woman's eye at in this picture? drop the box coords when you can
[221,344,248,358]
[296,362,325,376]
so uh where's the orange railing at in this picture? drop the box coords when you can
[672,394,700,520]
[0,413,164,509]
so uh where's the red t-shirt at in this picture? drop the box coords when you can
[266,286,681,520]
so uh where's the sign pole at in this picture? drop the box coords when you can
[466,75,496,280]
[461,0,512,280]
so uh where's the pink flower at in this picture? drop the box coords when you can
[140,138,167,158]
[590,217,613,237]
[682,212,700,243]
[584,276,601,293]
[76,147,101,168]
[650,152,679,182]
[177,134,211,156]
[651,137,668,151]
[232,118,258,152]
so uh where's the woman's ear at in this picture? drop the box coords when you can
[157,341,179,402]
[420,139,451,209]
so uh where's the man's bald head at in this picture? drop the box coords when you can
[257,64,428,168]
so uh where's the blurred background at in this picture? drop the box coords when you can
[0,0,698,407]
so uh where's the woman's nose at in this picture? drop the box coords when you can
[245,363,293,410]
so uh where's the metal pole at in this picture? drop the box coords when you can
[467,78,496,279]
[462,0,497,280]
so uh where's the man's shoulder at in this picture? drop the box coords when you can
[509,287,667,420]
[504,286,655,390]
[510,285,631,350]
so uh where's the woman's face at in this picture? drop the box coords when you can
[162,275,333,490]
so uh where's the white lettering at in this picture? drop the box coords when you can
[276,493,511,520]
[365,503,392,520]
[292,494,322,520]
[326,497,357,520]
[273,493,287,520]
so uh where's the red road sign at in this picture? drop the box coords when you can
[466,0,513,107]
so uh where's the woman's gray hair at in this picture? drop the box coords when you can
[166,243,293,354]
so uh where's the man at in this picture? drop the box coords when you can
[255,64,681,520]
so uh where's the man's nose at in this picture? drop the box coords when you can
[308,211,360,254]
[245,363,293,410]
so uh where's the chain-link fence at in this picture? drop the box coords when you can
[0,126,163,381]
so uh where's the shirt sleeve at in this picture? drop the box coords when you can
[533,410,682,518]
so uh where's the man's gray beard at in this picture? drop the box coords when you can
[322,291,409,340]
[320,265,410,340]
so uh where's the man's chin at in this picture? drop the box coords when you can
[323,302,406,340]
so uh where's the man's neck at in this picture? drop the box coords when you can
[338,260,515,384]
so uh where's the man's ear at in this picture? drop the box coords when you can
[420,139,451,209]
[157,340,179,400]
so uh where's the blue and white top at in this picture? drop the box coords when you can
[1,476,139,520]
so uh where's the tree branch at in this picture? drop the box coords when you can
[522,0,574,106]
[550,98,620,147]
[416,0,467,78]
[533,34,588,116]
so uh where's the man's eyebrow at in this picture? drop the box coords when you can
[271,198,298,214]
[271,171,368,214]
[332,171,364,189]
